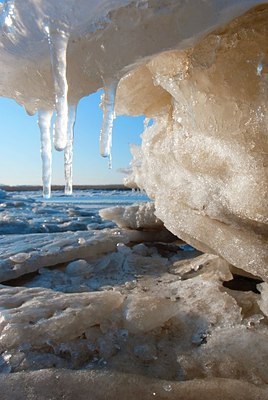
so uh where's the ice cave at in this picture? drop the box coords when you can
[0,0,267,399]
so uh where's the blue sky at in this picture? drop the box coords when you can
[0,92,144,186]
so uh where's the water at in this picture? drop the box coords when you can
[0,189,149,235]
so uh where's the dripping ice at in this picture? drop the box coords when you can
[64,105,77,196]
[100,80,118,169]
[45,25,69,152]
[0,0,15,33]
[38,110,53,199]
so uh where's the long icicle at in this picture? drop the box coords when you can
[38,109,53,199]
[46,27,69,151]
[99,80,118,168]
[64,104,77,195]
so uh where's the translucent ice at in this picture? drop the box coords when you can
[38,109,53,199]
[100,80,118,168]
[64,104,77,195]
[46,27,69,151]
[0,1,267,395]
[118,8,268,280]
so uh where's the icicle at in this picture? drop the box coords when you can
[0,0,15,33]
[46,26,69,151]
[64,104,77,195]
[99,80,118,168]
[38,109,53,199]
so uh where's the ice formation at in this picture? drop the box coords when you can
[45,26,69,152]
[117,6,268,280]
[64,104,77,195]
[0,226,268,395]
[100,80,118,168]
[0,0,265,196]
[0,0,266,275]
[99,202,164,230]
[38,109,53,198]
[0,191,267,397]
[0,0,268,398]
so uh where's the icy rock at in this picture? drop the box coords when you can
[123,295,179,334]
[100,202,163,230]
[0,286,123,350]
[120,7,268,280]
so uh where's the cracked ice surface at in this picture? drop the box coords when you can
[0,197,267,397]
[0,241,268,390]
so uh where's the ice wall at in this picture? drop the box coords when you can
[116,6,268,280]
[0,0,267,276]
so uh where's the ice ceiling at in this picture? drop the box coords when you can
[0,0,267,277]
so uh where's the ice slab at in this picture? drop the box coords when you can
[0,245,267,385]
[0,228,177,282]
[99,202,164,230]
[0,287,123,350]
[0,370,267,400]
[0,230,126,282]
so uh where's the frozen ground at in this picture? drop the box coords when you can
[0,190,267,399]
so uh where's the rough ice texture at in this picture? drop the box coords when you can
[0,0,266,278]
[0,229,126,282]
[0,1,268,397]
[0,243,268,390]
[0,287,123,350]
[0,0,262,112]
[118,7,268,280]
[258,283,268,317]
[99,202,164,230]
[0,227,175,282]
[0,371,267,400]
[0,201,267,393]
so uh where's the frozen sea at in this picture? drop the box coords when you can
[1,187,265,394]
[0,188,149,235]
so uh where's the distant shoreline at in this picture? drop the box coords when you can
[0,184,132,192]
